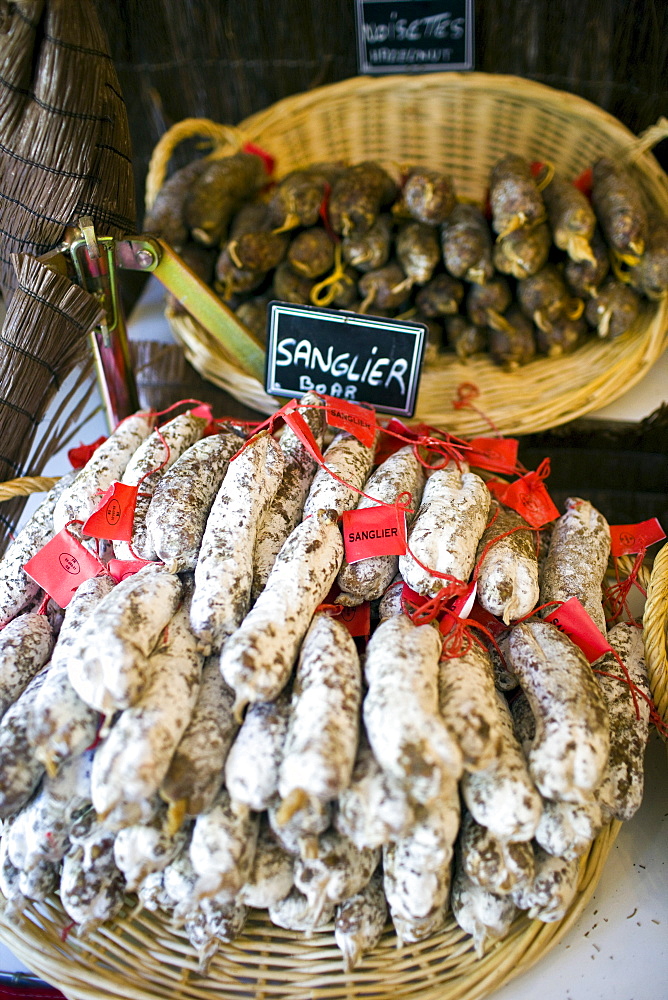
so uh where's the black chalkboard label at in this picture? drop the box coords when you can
[356,0,474,73]
[265,301,427,417]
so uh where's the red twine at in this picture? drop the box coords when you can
[452,382,501,435]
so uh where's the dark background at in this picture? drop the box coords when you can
[90,0,668,227]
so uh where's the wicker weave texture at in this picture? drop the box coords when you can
[0,823,620,1000]
[150,73,668,435]
[644,542,668,732]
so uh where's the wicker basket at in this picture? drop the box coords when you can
[0,478,662,1000]
[146,73,668,434]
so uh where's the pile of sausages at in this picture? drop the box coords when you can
[146,149,668,369]
[0,397,652,972]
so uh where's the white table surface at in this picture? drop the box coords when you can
[1,280,667,997]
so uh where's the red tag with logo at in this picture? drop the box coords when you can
[466,437,519,475]
[545,597,612,663]
[610,518,666,557]
[189,403,218,436]
[342,505,407,563]
[283,407,326,465]
[68,435,107,470]
[401,582,427,611]
[324,397,377,448]
[449,580,477,619]
[107,558,155,583]
[82,482,138,542]
[375,418,419,464]
[468,600,507,638]
[23,530,105,607]
[336,602,371,639]
[498,471,560,528]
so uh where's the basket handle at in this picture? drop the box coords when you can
[0,476,60,503]
[626,116,668,164]
[145,118,246,211]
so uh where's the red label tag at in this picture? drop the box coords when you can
[375,418,419,464]
[449,580,477,619]
[401,582,428,611]
[467,600,507,638]
[342,505,407,563]
[466,437,519,475]
[82,482,138,542]
[23,530,105,607]
[324,396,377,448]
[68,435,107,470]
[189,403,218,436]
[283,407,326,465]
[497,472,560,528]
[610,517,666,557]
[335,602,371,639]
[545,597,612,663]
[107,557,155,583]
[242,141,275,175]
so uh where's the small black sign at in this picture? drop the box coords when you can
[265,302,427,417]
[356,0,474,74]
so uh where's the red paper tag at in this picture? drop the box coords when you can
[573,167,593,197]
[283,407,326,464]
[609,517,666,557]
[374,418,419,464]
[449,580,477,619]
[336,602,371,639]
[324,396,377,448]
[467,600,507,638]
[189,403,219,436]
[82,482,138,542]
[544,597,612,663]
[342,505,407,563]
[401,582,427,611]
[466,437,519,475]
[499,471,560,528]
[68,435,107,469]
[23,530,105,607]
[107,557,155,583]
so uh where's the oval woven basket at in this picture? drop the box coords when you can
[0,466,662,1000]
[146,72,668,434]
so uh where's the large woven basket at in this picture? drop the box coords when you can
[146,73,668,435]
[0,480,662,1000]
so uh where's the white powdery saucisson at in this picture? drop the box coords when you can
[293,828,380,928]
[0,470,77,626]
[237,819,294,909]
[507,620,610,803]
[53,412,153,534]
[451,862,518,957]
[363,614,463,804]
[0,667,49,819]
[336,445,426,605]
[383,776,460,938]
[28,573,115,773]
[60,811,125,932]
[539,496,611,635]
[160,656,239,828]
[458,811,535,897]
[90,599,203,823]
[461,692,542,843]
[398,461,491,597]
[67,563,183,716]
[277,614,362,815]
[475,501,539,624]
[114,412,208,562]
[220,508,345,716]
[301,430,377,519]
[511,846,580,922]
[20,750,93,869]
[190,432,284,654]
[334,869,387,972]
[0,612,54,719]
[146,428,244,572]
[189,788,260,901]
[224,692,291,812]
[251,390,326,601]
[437,639,505,773]
[595,622,651,821]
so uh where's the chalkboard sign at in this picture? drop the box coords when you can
[265,302,427,417]
[355,0,474,74]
